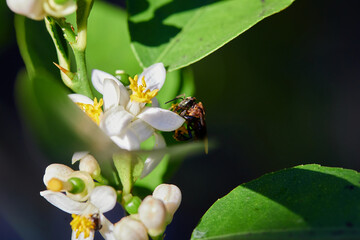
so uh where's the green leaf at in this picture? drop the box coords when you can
[86,1,142,78]
[191,164,360,240]
[128,0,294,71]
[14,15,59,79]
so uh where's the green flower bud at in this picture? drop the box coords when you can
[125,196,142,215]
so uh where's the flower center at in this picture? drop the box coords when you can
[129,75,159,104]
[76,98,103,125]
[70,214,95,238]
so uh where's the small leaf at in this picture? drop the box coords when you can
[191,164,360,239]
[128,0,295,71]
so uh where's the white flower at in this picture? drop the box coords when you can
[6,0,77,20]
[43,163,95,201]
[40,186,117,240]
[70,63,185,177]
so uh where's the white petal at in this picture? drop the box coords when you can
[141,133,166,178]
[40,190,89,214]
[6,0,45,20]
[137,107,185,131]
[118,83,130,108]
[128,119,154,142]
[99,214,116,240]
[126,101,144,116]
[43,164,74,186]
[138,63,166,91]
[103,78,120,111]
[89,186,117,213]
[71,230,94,240]
[111,131,141,151]
[100,106,133,136]
[69,94,94,105]
[72,151,89,164]
[92,69,122,95]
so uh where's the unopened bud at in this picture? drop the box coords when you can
[138,196,166,237]
[153,184,182,222]
[6,0,45,20]
[79,154,101,178]
[114,216,148,240]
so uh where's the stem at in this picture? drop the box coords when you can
[52,17,93,98]
[113,154,133,199]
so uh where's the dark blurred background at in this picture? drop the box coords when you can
[1,0,360,239]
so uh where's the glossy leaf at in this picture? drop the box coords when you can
[128,0,295,71]
[191,164,360,239]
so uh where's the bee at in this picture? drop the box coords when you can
[91,213,102,231]
[166,94,208,153]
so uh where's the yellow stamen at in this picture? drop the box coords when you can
[47,178,63,192]
[70,214,95,239]
[129,75,159,104]
[76,98,103,125]
[47,178,72,192]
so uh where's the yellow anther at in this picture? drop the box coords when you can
[47,178,63,192]
[70,214,95,239]
[76,98,103,125]
[129,75,159,104]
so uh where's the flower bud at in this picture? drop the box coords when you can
[6,0,76,20]
[138,196,166,237]
[6,0,45,20]
[153,184,182,222]
[79,154,101,179]
[114,216,148,240]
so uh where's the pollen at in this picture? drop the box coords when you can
[70,214,95,239]
[129,75,159,104]
[47,178,63,192]
[76,98,103,125]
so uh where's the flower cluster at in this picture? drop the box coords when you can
[6,0,77,20]
[41,154,182,240]
[40,63,185,239]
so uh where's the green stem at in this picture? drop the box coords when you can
[113,155,132,196]
[51,17,93,98]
